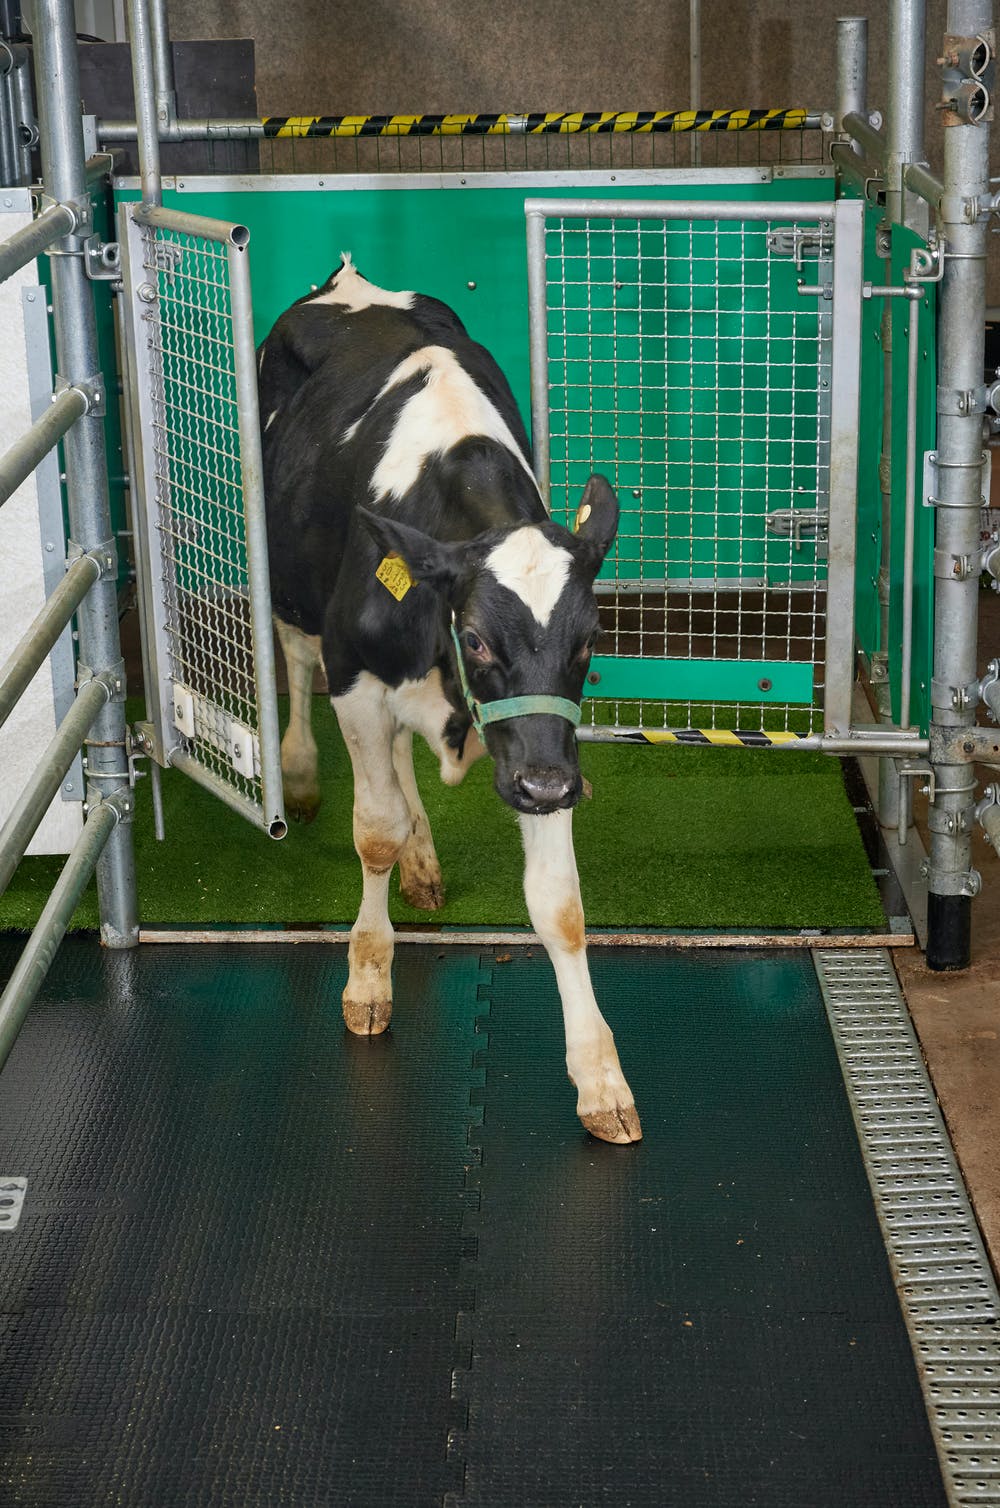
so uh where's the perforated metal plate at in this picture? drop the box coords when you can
[815,949,1000,1505]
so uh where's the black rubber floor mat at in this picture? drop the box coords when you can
[0,939,485,1507]
[0,939,947,1506]
[451,946,947,1508]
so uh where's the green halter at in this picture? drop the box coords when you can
[449,613,583,738]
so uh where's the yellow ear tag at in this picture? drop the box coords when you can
[573,502,592,535]
[375,553,415,601]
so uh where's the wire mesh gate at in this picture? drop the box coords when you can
[526,196,863,744]
[120,203,286,838]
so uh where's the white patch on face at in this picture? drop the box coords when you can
[370,345,538,502]
[486,526,572,628]
[310,251,415,313]
[264,409,278,431]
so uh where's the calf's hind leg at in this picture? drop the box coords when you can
[519,808,641,1144]
[332,674,411,1035]
[274,618,323,822]
[391,729,444,911]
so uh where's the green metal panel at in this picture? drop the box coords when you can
[852,202,886,668]
[587,654,814,703]
[117,177,834,437]
[850,203,936,736]
[116,175,836,718]
[887,228,936,734]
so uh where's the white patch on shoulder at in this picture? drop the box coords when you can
[311,251,415,313]
[371,345,538,502]
[486,526,572,628]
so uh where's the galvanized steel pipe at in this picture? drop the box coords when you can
[34,0,138,947]
[904,160,945,211]
[887,0,927,228]
[836,16,868,140]
[926,0,993,970]
[0,199,76,285]
[125,0,162,206]
[0,797,122,1076]
[0,383,88,507]
[0,671,114,899]
[0,549,102,732]
[842,110,888,166]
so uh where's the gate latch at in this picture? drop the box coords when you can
[765,507,829,550]
[766,224,833,267]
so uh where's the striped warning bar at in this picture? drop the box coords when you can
[614,728,811,747]
[261,108,812,140]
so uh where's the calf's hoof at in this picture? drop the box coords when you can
[400,872,445,911]
[282,772,322,823]
[581,1104,643,1144]
[286,793,322,824]
[342,996,392,1036]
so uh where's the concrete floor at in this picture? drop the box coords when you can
[899,584,1000,1276]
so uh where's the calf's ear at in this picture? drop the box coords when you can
[572,474,619,572]
[356,507,464,595]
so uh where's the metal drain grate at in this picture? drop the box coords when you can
[815,949,1000,1504]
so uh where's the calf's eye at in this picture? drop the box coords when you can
[463,630,492,663]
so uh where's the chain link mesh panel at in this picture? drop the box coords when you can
[532,206,834,736]
[123,207,285,836]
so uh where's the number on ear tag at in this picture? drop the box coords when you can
[376,554,414,600]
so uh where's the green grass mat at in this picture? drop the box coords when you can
[0,702,885,933]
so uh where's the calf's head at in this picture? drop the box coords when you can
[359,475,618,815]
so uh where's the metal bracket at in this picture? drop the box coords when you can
[82,236,122,283]
[922,448,990,507]
[66,536,116,580]
[32,188,93,240]
[975,783,1000,849]
[921,859,983,896]
[897,762,934,846]
[937,383,988,415]
[54,370,105,419]
[908,240,945,283]
[77,658,126,703]
[933,546,977,580]
[980,659,1000,722]
[930,723,1000,766]
[930,677,984,715]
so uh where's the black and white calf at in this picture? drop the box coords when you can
[258,255,641,1144]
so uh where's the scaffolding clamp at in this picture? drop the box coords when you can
[930,722,1000,767]
[66,536,117,581]
[54,371,105,419]
[938,29,995,126]
[975,784,1000,849]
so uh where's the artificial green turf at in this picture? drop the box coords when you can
[0,699,886,933]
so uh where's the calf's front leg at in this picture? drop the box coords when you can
[518,808,642,1144]
[332,675,411,1035]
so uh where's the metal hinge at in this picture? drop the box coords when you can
[171,683,260,779]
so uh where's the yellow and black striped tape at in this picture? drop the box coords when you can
[261,109,810,140]
[613,728,810,747]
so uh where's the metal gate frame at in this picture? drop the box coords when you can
[118,200,286,839]
[524,194,886,749]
